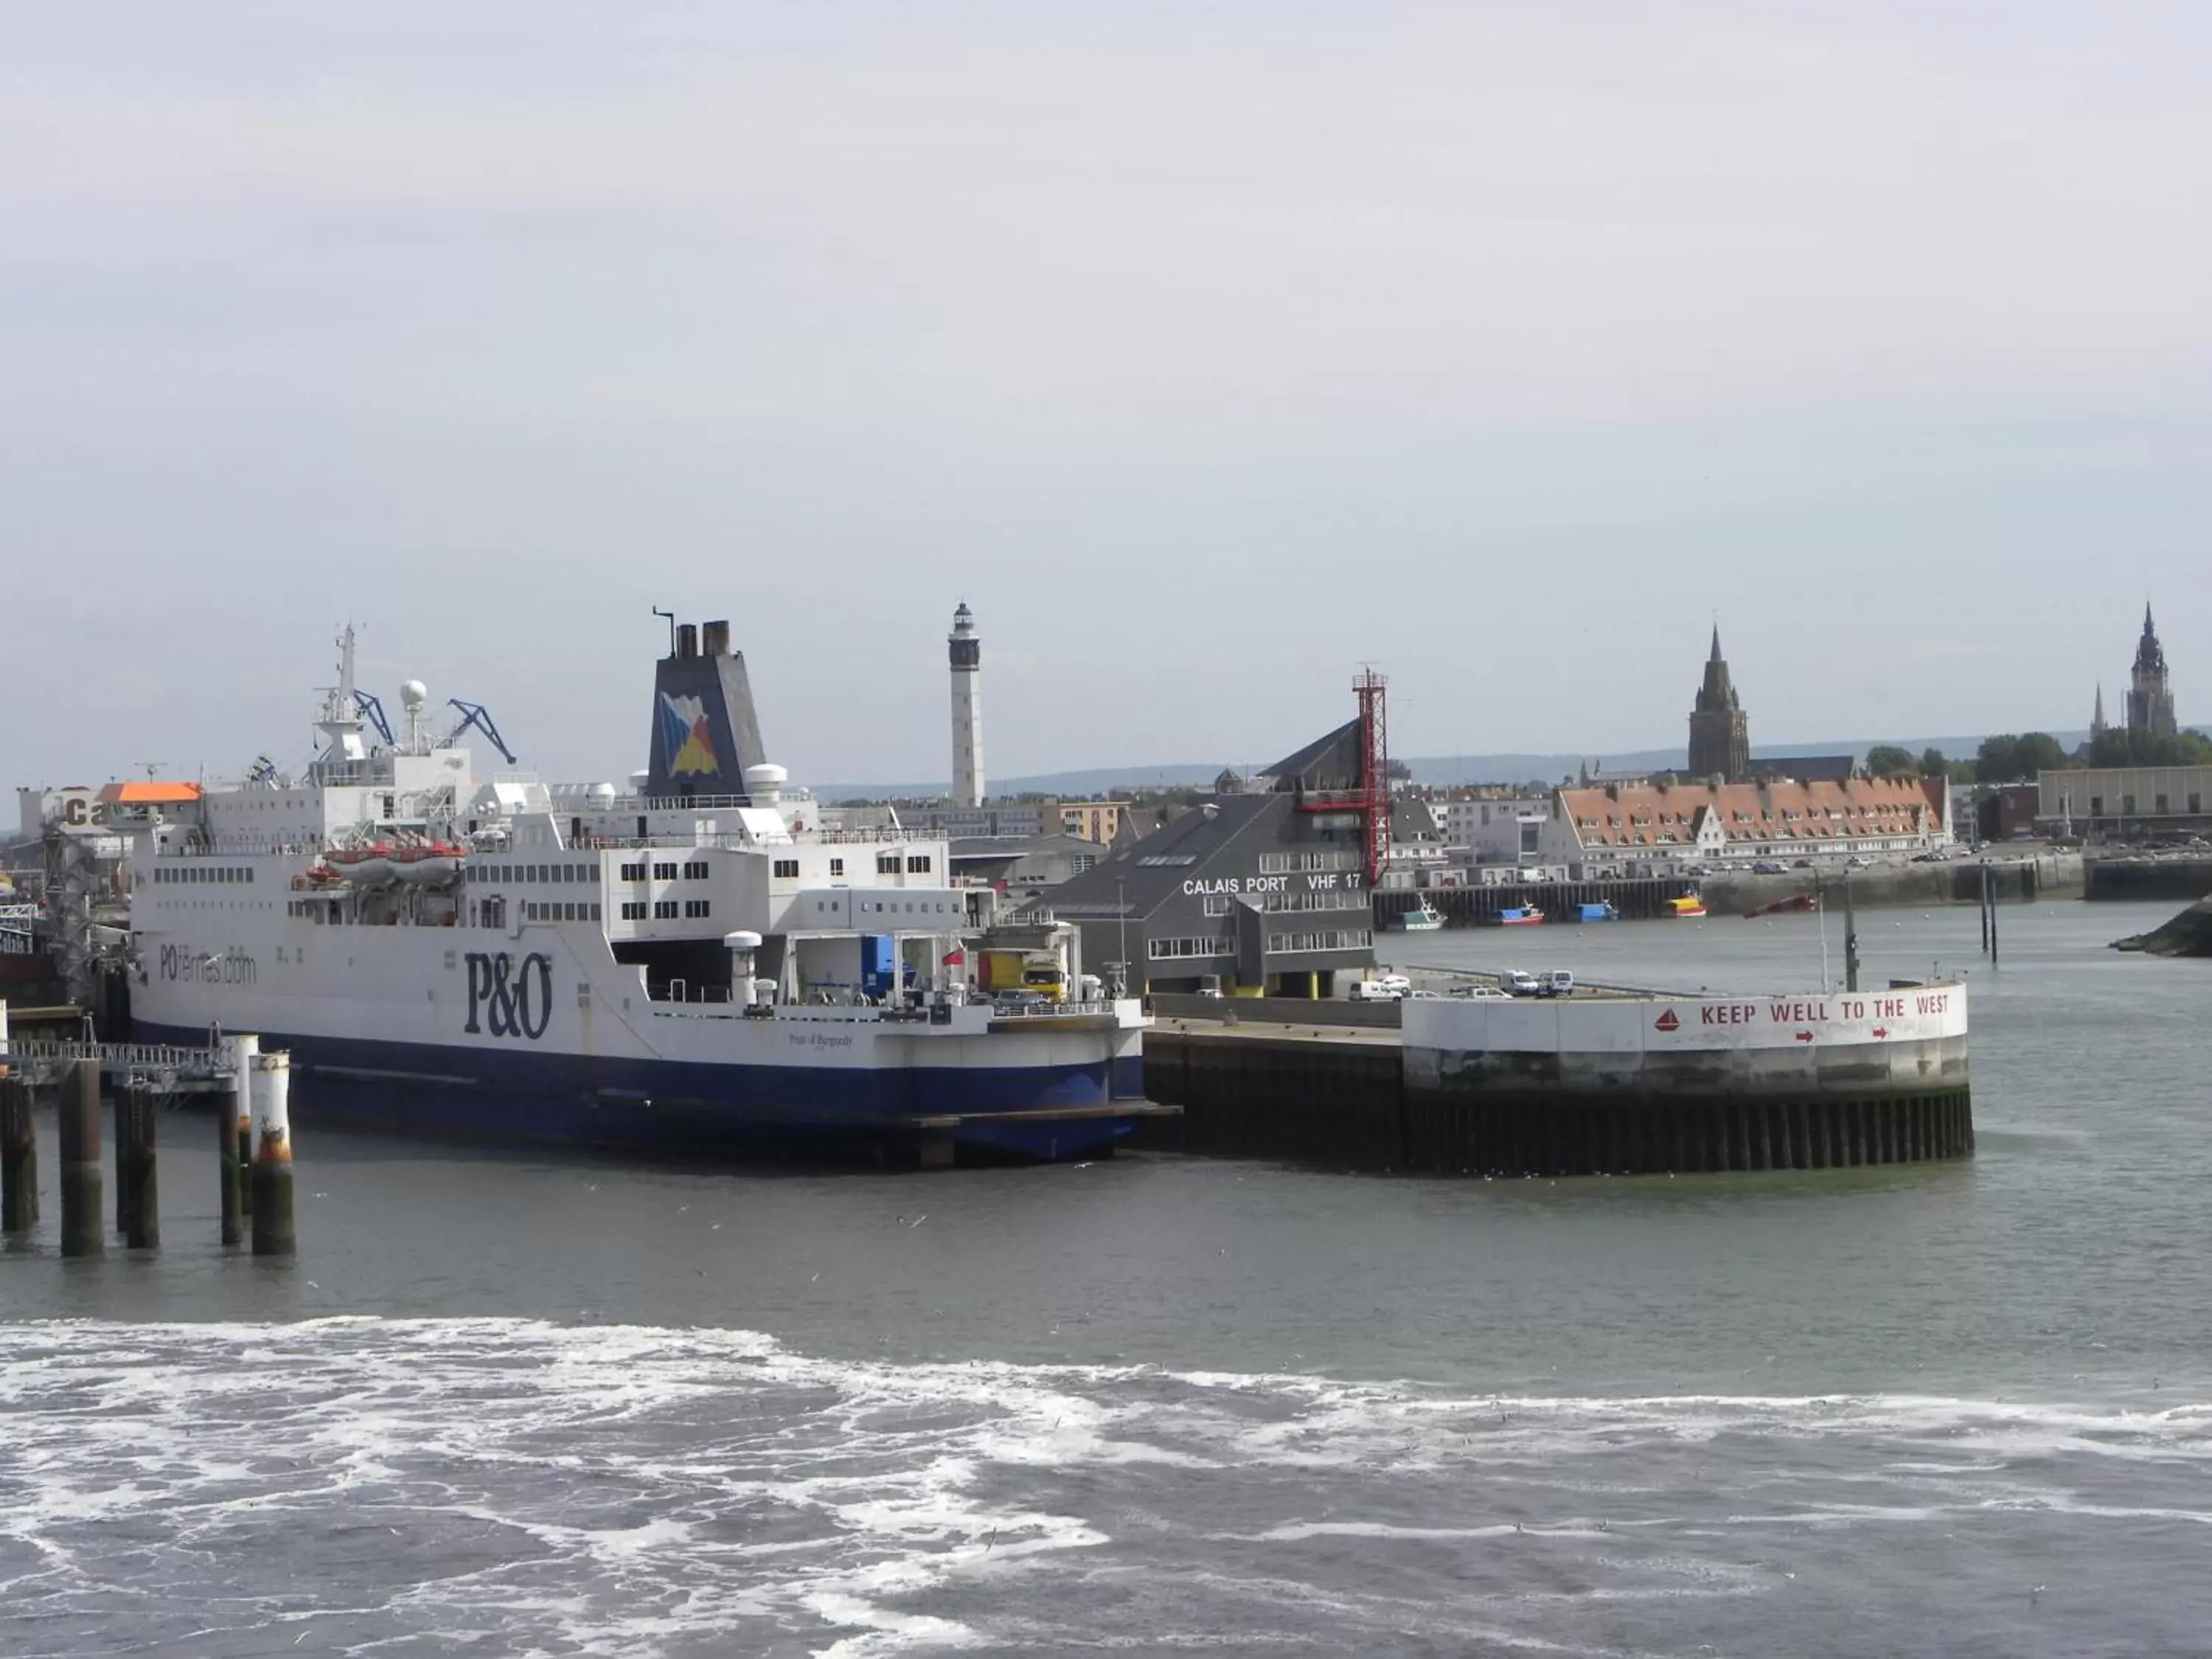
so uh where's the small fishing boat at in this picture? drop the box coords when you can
[1391,900,1444,932]
[1663,895,1707,919]
[1499,905,1545,927]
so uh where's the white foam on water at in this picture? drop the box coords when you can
[4,1318,2209,1655]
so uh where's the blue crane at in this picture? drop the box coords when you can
[445,699,518,765]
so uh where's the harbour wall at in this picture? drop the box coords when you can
[2083,857,2212,903]
[1136,986,1972,1175]
[1703,856,2079,915]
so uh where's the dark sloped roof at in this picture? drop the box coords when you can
[1265,717,1366,793]
[1046,793,1287,920]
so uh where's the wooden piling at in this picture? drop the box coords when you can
[250,1052,296,1258]
[217,1083,244,1245]
[2,1077,35,1234]
[120,1081,159,1250]
[58,1060,104,1258]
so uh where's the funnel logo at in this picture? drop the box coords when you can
[658,692,719,776]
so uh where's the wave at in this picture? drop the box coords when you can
[3,1318,2208,1656]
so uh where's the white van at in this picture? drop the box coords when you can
[1499,970,1541,998]
[1349,973,1412,1002]
[1537,970,1575,998]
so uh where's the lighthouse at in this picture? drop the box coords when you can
[948,602,984,808]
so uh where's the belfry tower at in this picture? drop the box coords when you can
[2126,604,2178,737]
[1687,625,1752,782]
[948,602,985,808]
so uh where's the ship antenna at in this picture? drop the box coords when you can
[651,606,676,657]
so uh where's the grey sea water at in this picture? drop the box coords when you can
[4,899,2210,1656]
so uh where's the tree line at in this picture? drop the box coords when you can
[1864,728,2212,785]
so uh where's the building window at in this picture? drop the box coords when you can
[2122,796,2137,815]
[1147,936,1234,959]
[2192,794,2204,815]
[653,900,678,919]
[773,858,800,879]
[2156,795,2171,815]
[1202,894,1232,917]
[906,855,932,874]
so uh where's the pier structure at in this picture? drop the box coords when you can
[1138,982,1971,1177]
[0,1008,296,1253]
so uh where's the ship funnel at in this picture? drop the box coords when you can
[744,762,787,807]
[641,615,768,798]
[701,620,731,657]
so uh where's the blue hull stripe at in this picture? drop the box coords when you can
[135,1020,1142,1161]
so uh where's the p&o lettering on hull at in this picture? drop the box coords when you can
[465,951,554,1040]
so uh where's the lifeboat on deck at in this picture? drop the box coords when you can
[392,842,465,885]
[302,861,346,887]
[326,842,397,886]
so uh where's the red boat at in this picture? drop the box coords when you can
[1499,905,1545,926]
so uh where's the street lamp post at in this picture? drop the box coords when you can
[1116,877,1128,1001]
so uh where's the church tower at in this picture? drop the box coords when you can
[2126,604,2178,737]
[1687,625,1752,782]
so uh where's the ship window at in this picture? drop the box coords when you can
[773,859,799,879]
[591,903,602,920]
[906,855,932,874]
[684,899,712,919]
[539,865,552,883]
[683,860,709,880]
[830,858,844,877]
[877,853,900,874]
[620,862,646,882]
[653,900,678,919]
[653,861,678,880]
[622,901,647,920]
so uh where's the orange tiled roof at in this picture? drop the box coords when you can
[1558,777,1941,849]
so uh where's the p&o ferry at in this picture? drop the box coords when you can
[125,619,1150,1162]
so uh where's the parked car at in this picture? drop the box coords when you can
[1500,970,1541,998]
[1450,985,1513,1002]
[1535,970,1575,998]
[1751,860,1786,874]
[1846,856,1871,869]
[992,989,1051,1010]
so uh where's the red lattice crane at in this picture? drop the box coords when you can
[1354,668,1390,886]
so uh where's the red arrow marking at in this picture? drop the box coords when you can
[1795,1030,1815,1043]
[1871,1026,1889,1040]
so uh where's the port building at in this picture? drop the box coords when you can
[1047,683,1417,996]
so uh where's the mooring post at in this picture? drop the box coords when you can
[218,1077,244,1245]
[1980,864,1991,954]
[250,1051,295,1257]
[1989,871,2000,967]
[1,1076,35,1235]
[122,1079,159,1250]
[1843,872,1860,993]
[59,1059,104,1257]
[232,1035,259,1220]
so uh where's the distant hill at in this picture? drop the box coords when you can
[813,731,2086,801]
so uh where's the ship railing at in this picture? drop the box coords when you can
[153,840,325,858]
[989,998,1116,1020]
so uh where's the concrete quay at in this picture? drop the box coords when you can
[1135,985,1972,1177]
[2084,855,2212,903]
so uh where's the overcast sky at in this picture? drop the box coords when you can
[6,3,2208,793]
